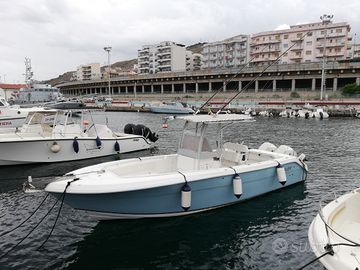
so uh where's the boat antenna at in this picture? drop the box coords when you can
[24,57,34,88]
[195,45,270,115]
[217,31,312,114]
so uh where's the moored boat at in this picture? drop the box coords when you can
[10,58,62,106]
[308,188,360,270]
[279,107,298,118]
[310,107,329,119]
[149,101,194,114]
[0,95,55,128]
[45,113,308,220]
[0,109,158,166]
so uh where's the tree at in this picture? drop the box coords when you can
[341,83,360,96]
[291,91,300,98]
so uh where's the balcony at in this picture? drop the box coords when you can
[316,42,345,48]
[251,38,281,46]
[328,51,344,57]
[290,45,303,51]
[290,35,304,42]
[289,54,303,60]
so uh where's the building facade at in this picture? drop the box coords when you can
[201,35,251,70]
[138,41,187,74]
[250,21,351,66]
[186,51,202,72]
[76,63,101,81]
[0,84,26,100]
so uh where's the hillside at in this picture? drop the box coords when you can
[46,43,204,86]
[47,71,75,86]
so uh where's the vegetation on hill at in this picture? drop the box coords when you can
[186,43,205,54]
[47,71,74,86]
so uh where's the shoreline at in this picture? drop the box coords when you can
[98,98,358,117]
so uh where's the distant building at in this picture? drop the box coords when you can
[76,63,101,81]
[186,52,202,72]
[201,34,251,70]
[250,21,351,66]
[138,41,187,74]
[0,84,26,100]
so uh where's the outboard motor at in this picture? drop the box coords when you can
[305,112,309,119]
[133,124,159,142]
[124,123,135,134]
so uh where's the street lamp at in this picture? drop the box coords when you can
[320,14,333,101]
[103,46,112,98]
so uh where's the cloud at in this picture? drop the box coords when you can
[274,24,291,31]
[1,0,360,84]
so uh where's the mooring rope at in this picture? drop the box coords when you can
[36,180,75,250]
[297,246,334,270]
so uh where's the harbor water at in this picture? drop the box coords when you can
[1,111,359,270]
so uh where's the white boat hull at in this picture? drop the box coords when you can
[308,188,360,270]
[0,135,151,166]
[149,102,194,114]
[46,150,307,220]
[0,116,26,128]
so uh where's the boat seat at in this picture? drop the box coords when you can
[258,142,277,152]
[86,124,113,138]
[275,145,297,156]
[42,123,53,133]
[221,142,248,165]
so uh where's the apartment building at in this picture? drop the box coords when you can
[250,21,351,66]
[186,51,202,72]
[137,41,187,74]
[201,34,251,70]
[76,63,101,81]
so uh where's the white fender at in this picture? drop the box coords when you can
[51,142,60,153]
[277,164,287,186]
[233,174,242,199]
[181,184,191,211]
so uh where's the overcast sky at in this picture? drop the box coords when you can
[1,0,359,84]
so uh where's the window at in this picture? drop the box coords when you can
[307,32,313,36]
[275,53,279,57]
[276,36,280,40]
[284,44,288,48]
[335,48,341,52]
[306,51,312,55]
[297,33,302,38]
[283,53,288,57]
[336,29,343,33]
[284,35,289,39]
[296,51,302,56]
[306,41,312,46]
